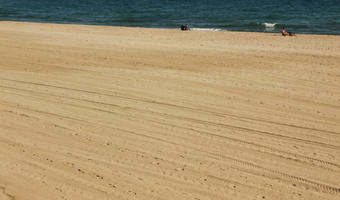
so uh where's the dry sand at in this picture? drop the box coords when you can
[0,21,339,200]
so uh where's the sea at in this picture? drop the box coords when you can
[1,0,339,35]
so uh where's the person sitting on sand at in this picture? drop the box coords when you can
[281,27,296,36]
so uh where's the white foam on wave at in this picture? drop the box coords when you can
[263,23,276,28]
[191,28,222,31]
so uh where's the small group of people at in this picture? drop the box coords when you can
[180,24,190,31]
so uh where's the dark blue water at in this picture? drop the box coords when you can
[1,0,339,35]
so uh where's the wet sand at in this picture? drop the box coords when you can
[0,21,339,200]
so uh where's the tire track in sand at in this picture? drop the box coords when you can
[0,186,15,200]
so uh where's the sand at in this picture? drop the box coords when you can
[0,21,339,200]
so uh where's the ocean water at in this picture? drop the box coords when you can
[1,0,339,35]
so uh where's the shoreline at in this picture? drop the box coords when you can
[2,20,340,36]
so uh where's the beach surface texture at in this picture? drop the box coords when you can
[0,21,339,200]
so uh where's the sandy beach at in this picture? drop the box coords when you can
[0,21,339,200]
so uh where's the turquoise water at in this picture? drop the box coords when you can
[1,0,339,35]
